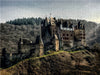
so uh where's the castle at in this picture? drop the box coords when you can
[18,17,86,56]
[41,17,86,52]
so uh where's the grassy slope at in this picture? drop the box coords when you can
[6,50,87,69]
[0,50,95,75]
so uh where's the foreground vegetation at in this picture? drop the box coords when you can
[1,48,98,75]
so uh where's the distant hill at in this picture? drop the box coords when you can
[87,25,100,46]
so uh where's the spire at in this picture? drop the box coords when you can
[54,34,59,51]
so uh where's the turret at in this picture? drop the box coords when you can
[54,34,59,51]
[39,24,44,56]
[50,17,57,37]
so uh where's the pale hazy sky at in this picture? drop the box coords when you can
[0,0,100,23]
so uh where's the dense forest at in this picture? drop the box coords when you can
[6,17,43,25]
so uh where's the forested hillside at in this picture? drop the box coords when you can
[0,23,40,52]
[6,17,43,25]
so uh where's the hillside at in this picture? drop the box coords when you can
[0,23,40,52]
[87,25,100,46]
[0,50,97,75]
[95,26,100,43]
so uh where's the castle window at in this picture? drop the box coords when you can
[63,34,65,36]
[83,37,85,39]
[66,34,69,36]
[83,34,85,36]
[71,34,72,36]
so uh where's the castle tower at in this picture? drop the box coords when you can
[81,25,86,46]
[45,17,49,26]
[54,34,59,51]
[50,17,56,37]
[39,25,44,56]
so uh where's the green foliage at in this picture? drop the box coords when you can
[6,17,43,25]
